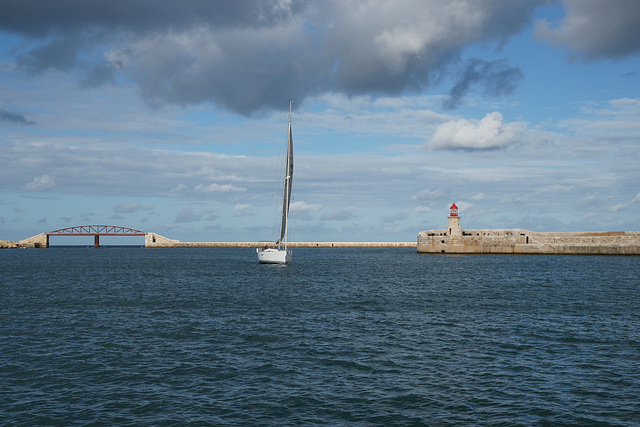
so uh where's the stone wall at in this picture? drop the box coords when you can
[17,233,48,248]
[417,229,640,255]
[145,233,181,247]
[1,240,18,249]
[145,235,416,248]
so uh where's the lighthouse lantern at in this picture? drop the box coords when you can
[449,203,459,217]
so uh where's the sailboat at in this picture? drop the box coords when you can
[257,100,294,264]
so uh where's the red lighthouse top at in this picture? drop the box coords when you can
[449,203,459,217]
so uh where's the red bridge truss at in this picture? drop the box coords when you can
[46,225,146,247]
[47,225,146,236]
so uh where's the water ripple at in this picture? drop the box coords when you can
[1,248,639,424]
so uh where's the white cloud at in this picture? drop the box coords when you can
[234,203,251,211]
[471,193,492,200]
[610,203,627,213]
[290,201,323,212]
[24,174,55,191]
[455,201,474,213]
[195,183,247,193]
[428,112,525,150]
[171,184,189,193]
[610,193,640,213]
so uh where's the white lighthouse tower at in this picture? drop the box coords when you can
[448,202,462,237]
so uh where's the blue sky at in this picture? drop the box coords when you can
[1,0,640,244]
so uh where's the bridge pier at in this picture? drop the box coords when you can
[94,235,100,248]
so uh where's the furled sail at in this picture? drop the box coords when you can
[277,101,294,246]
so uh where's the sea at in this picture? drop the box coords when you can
[1,247,639,426]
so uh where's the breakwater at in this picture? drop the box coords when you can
[2,232,414,249]
[417,228,640,255]
[1,240,19,248]
[145,234,416,248]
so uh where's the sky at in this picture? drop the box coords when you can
[1,0,640,244]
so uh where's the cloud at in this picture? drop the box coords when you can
[500,194,527,204]
[0,108,35,125]
[290,201,323,212]
[289,201,322,221]
[0,0,546,115]
[413,206,432,213]
[113,201,154,213]
[24,174,55,191]
[194,183,247,193]
[535,0,640,60]
[455,201,474,213]
[175,206,201,223]
[612,193,640,213]
[610,203,627,213]
[428,112,525,150]
[470,192,492,201]
[17,35,84,74]
[410,189,446,201]
[537,184,574,193]
[320,208,356,221]
[443,58,524,110]
[382,211,408,223]
[233,203,254,217]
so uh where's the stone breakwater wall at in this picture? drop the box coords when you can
[1,240,19,249]
[3,234,46,248]
[145,233,416,248]
[417,229,640,255]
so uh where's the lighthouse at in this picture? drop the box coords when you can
[448,203,462,237]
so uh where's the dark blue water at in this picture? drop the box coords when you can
[1,248,639,425]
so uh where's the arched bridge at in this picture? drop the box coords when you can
[46,225,146,247]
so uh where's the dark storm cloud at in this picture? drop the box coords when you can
[0,0,298,36]
[4,0,303,82]
[444,58,524,110]
[0,0,583,115]
[536,0,640,60]
[17,35,84,74]
[0,108,35,125]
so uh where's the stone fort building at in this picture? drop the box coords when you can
[418,203,640,255]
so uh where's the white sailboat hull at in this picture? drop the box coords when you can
[257,248,292,264]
